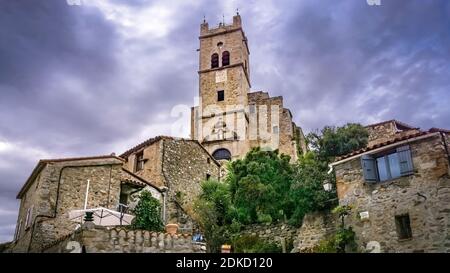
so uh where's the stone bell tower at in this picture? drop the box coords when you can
[191,14,303,162]
[191,13,252,161]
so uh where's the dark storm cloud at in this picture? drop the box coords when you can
[0,0,122,151]
[252,0,450,131]
[0,0,449,242]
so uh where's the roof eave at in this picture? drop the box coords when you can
[17,161,46,199]
[330,132,440,167]
[121,168,163,192]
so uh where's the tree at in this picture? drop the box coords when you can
[289,151,337,226]
[193,180,235,253]
[226,148,295,224]
[307,123,369,162]
[193,123,369,252]
[132,191,164,231]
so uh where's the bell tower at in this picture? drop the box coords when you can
[191,13,251,161]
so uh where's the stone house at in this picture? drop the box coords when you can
[330,120,450,252]
[9,155,163,252]
[191,14,306,162]
[9,137,220,253]
[119,136,221,232]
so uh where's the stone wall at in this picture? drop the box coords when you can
[120,137,221,231]
[366,121,420,146]
[240,222,298,251]
[10,165,46,252]
[39,163,124,249]
[239,216,339,253]
[247,92,299,161]
[123,138,166,187]
[162,139,221,231]
[42,225,205,253]
[334,134,450,253]
[366,121,398,145]
[292,212,338,252]
[445,132,450,154]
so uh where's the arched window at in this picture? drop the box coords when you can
[222,51,230,66]
[211,53,219,68]
[212,148,231,161]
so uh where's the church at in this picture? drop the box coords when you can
[191,13,306,162]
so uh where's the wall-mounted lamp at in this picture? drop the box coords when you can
[323,180,333,192]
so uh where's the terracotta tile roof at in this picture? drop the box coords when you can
[429,127,450,133]
[335,130,433,162]
[119,136,173,158]
[39,154,124,163]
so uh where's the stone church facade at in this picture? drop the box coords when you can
[191,14,306,162]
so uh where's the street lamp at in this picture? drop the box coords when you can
[323,179,333,192]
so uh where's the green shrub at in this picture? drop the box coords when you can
[232,235,282,253]
[192,123,367,251]
[131,191,164,232]
[301,236,337,253]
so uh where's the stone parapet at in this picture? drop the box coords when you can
[42,225,206,253]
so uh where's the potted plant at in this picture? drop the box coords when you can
[165,223,179,235]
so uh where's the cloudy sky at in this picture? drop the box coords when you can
[0,0,449,242]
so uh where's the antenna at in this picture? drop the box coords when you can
[222,14,225,25]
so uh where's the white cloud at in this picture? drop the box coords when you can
[0,139,52,170]
[89,0,202,39]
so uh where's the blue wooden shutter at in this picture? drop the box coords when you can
[361,154,378,182]
[397,145,414,176]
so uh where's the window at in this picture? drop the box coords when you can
[211,53,219,68]
[25,207,33,229]
[376,152,401,182]
[212,148,231,161]
[15,219,23,240]
[206,174,211,180]
[135,151,144,172]
[217,90,224,101]
[249,104,256,114]
[395,214,412,240]
[207,158,211,164]
[119,191,128,206]
[222,51,230,66]
[273,126,279,134]
[361,145,413,183]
